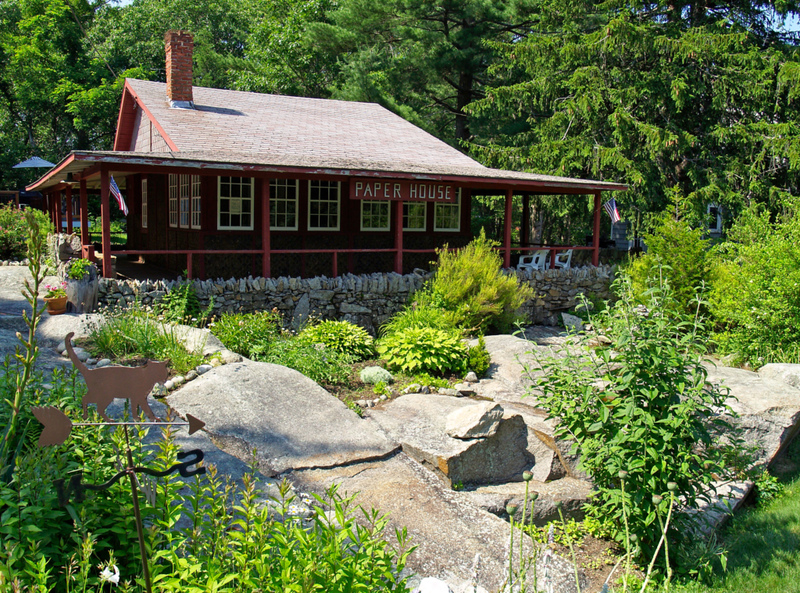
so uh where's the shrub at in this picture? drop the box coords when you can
[466,336,491,377]
[211,309,283,359]
[625,215,710,314]
[260,338,353,385]
[377,327,467,376]
[419,230,533,334]
[529,274,741,560]
[158,281,213,327]
[66,257,95,280]
[299,319,374,360]
[379,300,458,337]
[360,366,394,385]
[709,202,800,365]
[0,204,49,260]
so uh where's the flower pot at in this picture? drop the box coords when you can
[44,295,68,315]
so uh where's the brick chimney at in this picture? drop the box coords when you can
[164,30,194,108]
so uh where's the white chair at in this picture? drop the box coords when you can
[553,249,573,270]
[517,249,547,271]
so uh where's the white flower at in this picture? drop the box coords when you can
[99,565,120,586]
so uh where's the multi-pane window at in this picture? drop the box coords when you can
[191,176,202,229]
[218,176,254,230]
[434,190,461,231]
[270,179,298,230]
[360,201,390,231]
[403,202,426,231]
[179,175,190,228]
[168,175,178,228]
[308,181,340,230]
[170,174,201,229]
[141,178,148,229]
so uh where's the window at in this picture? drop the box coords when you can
[708,203,722,234]
[360,201,390,231]
[270,179,298,230]
[191,176,202,229]
[141,178,148,229]
[308,180,340,230]
[218,176,254,230]
[168,175,178,228]
[403,202,426,231]
[179,175,190,228]
[434,190,461,231]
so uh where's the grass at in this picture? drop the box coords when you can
[673,437,800,593]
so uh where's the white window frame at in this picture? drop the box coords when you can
[191,176,202,229]
[270,179,299,231]
[179,175,191,228]
[217,176,254,231]
[360,200,390,231]
[308,180,341,231]
[141,177,148,229]
[168,174,178,228]
[434,190,461,232]
[403,202,426,231]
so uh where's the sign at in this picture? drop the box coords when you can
[350,179,458,202]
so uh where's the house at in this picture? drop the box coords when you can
[28,31,626,279]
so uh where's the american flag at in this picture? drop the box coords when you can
[110,176,128,216]
[603,198,620,224]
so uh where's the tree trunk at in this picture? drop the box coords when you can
[66,265,99,313]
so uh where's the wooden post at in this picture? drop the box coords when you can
[55,191,63,234]
[393,200,403,274]
[592,191,601,266]
[503,188,513,268]
[79,179,89,247]
[65,186,73,234]
[100,168,112,278]
[261,178,271,278]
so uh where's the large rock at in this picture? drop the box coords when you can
[445,402,505,439]
[291,452,585,593]
[167,360,398,474]
[368,394,564,485]
[759,363,800,390]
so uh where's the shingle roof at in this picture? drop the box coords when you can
[129,79,484,173]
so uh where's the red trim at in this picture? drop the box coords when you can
[26,153,77,191]
[79,180,89,246]
[503,189,513,268]
[100,168,112,278]
[65,186,73,234]
[393,200,403,273]
[113,80,179,152]
[592,191,601,266]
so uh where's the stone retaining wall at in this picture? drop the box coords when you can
[98,265,615,332]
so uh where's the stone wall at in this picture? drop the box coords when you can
[98,265,615,332]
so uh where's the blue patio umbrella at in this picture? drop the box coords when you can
[12,156,55,169]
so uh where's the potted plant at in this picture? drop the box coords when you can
[43,282,68,315]
[64,258,99,313]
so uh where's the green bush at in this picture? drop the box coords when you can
[530,274,741,560]
[625,215,710,314]
[360,366,393,385]
[299,319,374,360]
[89,303,204,374]
[0,204,49,260]
[211,310,283,359]
[377,327,467,376]
[466,336,491,377]
[66,257,95,280]
[419,230,533,334]
[259,338,353,385]
[158,281,213,327]
[379,300,458,336]
[709,203,800,365]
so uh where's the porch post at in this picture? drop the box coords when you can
[65,185,73,234]
[503,188,513,268]
[55,190,63,234]
[261,178,271,278]
[79,179,89,247]
[592,191,601,266]
[100,168,112,278]
[393,200,403,274]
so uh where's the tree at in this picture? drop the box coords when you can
[467,0,800,231]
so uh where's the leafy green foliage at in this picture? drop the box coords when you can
[379,301,458,337]
[466,336,491,377]
[710,202,800,366]
[158,281,213,327]
[530,275,741,560]
[210,309,283,359]
[0,204,49,260]
[299,319,374,361]
[377,327,467,376]
[89,303,204,374]
[66,257,94,280]
[359,365,393,385]
[259,338,353,385]
[626,214,711,314]
[420,230,533,334]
